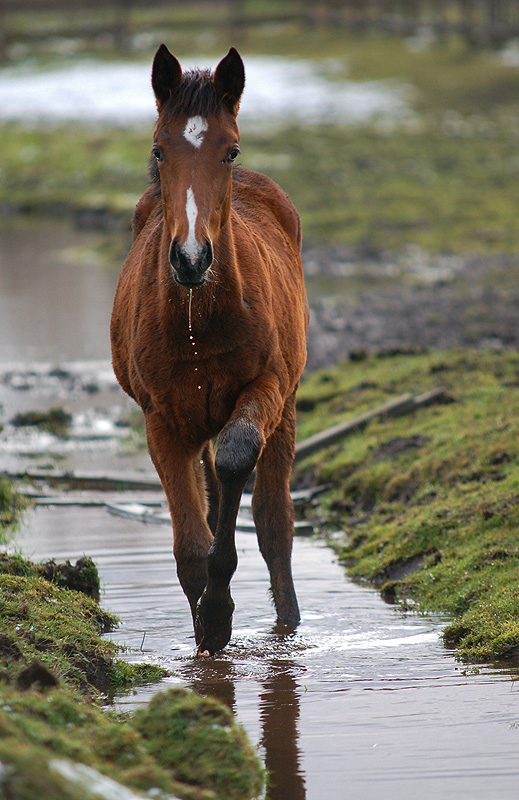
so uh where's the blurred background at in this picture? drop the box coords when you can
[0,0,519,368]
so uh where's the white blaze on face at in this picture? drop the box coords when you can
[183,116,208,148]
[180,117,207,263]
[184,187,199,262]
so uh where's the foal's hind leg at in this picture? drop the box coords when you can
[252,392,300,628]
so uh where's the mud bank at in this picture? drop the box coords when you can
[305,245,519,369]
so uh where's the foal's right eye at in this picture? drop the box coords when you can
[152,146,164,162]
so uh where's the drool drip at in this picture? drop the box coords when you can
[188,289,202,390]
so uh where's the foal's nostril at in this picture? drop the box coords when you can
[201,238,213,271]
[169,237,181,269]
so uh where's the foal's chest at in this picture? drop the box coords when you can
[160,349,256,444]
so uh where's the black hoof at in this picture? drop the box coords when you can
[194,588,235,656]
[272,619,299,637]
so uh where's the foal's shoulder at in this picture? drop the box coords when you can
[232,167,302,252]
[132,185,162,240]
[232,166,288,203]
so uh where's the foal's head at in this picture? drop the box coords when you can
[151,45,245,287]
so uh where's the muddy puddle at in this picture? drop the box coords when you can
[3,217,519,798]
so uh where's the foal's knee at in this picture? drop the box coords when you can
[215,418,262,485]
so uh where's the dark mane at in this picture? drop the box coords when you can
[167,68,223,117]
[149,68,224,190]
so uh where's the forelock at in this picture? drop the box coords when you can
[161,69,223,118]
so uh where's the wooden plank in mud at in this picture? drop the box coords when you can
[29,495,165,508]
[294,387,447,462]
[12,472,325,507]
[2,468,162,491]
[105,502,315,535]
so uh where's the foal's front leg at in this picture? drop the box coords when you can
[144,410,213,621]
[195,374,284,656]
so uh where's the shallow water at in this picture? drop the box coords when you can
[12,506,519,800]
[0,56,407,127]
[3,218,519,799]
[0,217,120,364]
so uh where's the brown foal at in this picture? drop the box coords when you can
[111,45,308,655]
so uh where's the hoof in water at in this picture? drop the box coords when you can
[272,619,299,637]
[194,588,234,656]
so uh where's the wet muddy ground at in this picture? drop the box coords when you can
[3,218,519,798]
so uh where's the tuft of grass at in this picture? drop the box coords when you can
[295,348,519,664]
[0,480,28,536]
[134,688,265,800]
[11,407,73,439]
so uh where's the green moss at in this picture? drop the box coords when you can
[0,572,116,691]
[11,407,73,439]
[296,349,519,665]
[0,553,168,694]
[0,480,28,536]
[0,552,99,597]
[0,685,264,800]
[107,660,168,691]
[0,738,94,800]
[134,688,264,800]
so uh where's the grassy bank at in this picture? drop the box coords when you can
[0,487,264,799]
[295,348,519,666]
[4,108,519,255]
[3,107,519,253]
[1,32,519,253]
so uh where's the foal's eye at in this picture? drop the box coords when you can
[152,146,164,162]
[225,146,240,164]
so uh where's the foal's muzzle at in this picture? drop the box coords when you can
[169,237,213,286]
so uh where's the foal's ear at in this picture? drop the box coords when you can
[213,48,245,115]
[152,44,182,110]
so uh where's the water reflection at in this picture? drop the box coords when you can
[259,659,305,800]
[183,649,306,800]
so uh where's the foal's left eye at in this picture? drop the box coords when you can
[225,146,240,164]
